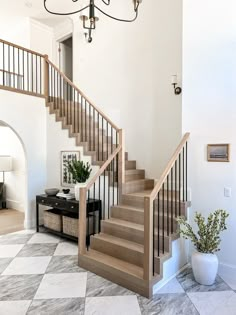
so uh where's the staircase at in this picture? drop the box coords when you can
[0,38,190,298]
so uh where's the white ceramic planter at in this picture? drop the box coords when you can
[74,183,87,201]
[192,252,219,285]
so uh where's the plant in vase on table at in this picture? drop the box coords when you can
[177,209,229,285]
[64,160,92,201]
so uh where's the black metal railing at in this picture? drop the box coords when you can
[0,39,44,96]
[47,61,119,162]
[151,135,189,275]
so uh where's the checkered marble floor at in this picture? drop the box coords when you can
[0,230,235,315]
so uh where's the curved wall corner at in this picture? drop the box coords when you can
[0,89,47,229]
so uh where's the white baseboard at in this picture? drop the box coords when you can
[219,262,236,276]
[6,199,24,212]
[153,263,190,294]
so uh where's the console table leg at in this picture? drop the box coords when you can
[36,203,39,232]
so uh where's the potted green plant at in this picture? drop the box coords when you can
[64,160,92,200]
[177,209,229,285]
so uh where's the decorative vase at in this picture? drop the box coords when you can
[191,252,219,285]
[74,183,87,201]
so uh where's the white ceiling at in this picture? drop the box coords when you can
[0,0,137,27]
[0,0,72,27]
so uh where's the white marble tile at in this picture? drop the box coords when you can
[10,230,35,235]
[188,291,236,315]
[0,245,24,258]
[155,278,185,294]
[0,300,31,315]
[2,257,51,275]
[85,296,141,315]
[218,269,236,290]
[34,273,87,299]
[54,242,78,256]
[28,233,61,244]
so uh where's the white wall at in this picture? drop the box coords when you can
[46,108,98,191]
[0,126,26,212]
[0,15,30,47]
[30,19,54,59]
[182,0,236,268]
[51,0,182,179]
[0,90,47,228]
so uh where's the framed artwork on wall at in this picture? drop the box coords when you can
[207,144,230,162]
[61,151,80,187]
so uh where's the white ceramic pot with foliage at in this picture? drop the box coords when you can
[64,160,92,201]
[177,210,229,285]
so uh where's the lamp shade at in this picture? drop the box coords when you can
[0,156,13,172]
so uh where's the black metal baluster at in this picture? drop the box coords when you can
[85,100,87,141]
[107,122,109,160]
[175,160,177,217]
[17,48,20,89]
[3,43,5,86]
[158,192,160,257]
[179,153,181,216]
[89,105,91,150]
[107,164,110,219]
[81,97,83,141]
[153,198,155,276]
[23,50,25,90]
[162,183,165,254]
[27,52,29,91]
[102,118,104,162]
[167,175,169,236]
[171,168,173,234]
[103,169,106,220]
[183,147,185,202]
[93,183,96,235]
[40,56,42,94]
[112,158,115,205]
[31,53,33,92]
[93,108,95,151]
[36,55,38,94]
[186,142,188,202]
[13,47,15,88]
[98,113,100,161]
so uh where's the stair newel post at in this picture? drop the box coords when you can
[79,187,87,255]
[44,54,49,101]
[118,129,125,203]
[143,196,154,281]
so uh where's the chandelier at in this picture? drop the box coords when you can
[44,0,142,43]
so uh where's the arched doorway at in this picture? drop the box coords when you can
[0,120,28,234]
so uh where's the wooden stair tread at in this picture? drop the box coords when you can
[84,249,143,279]
[93,233,143,252]
[125,169,145,174]
[113,204,144,212]
[104,218,144,231]
[125,189,153,197]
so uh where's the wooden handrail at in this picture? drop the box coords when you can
[149,133,190,200]
[46,59,120,131]
[0,69,24,77]
[85,143,122,191]
[0,38,45,58]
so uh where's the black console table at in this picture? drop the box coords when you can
[36,195,102,243]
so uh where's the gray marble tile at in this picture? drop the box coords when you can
[17,244,57,257]
[27,298,85,315]
[0,234,33,245]
[46,255,86,273]
[0,258,12,274]
[138,293,199,315]
[0,274,43,300]
[176,267,231,293]
[86,271,135,297]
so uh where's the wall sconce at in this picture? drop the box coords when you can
[171,75,182,95]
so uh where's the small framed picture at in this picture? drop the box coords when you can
[61,151,80,187]
[207,144,230,162]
